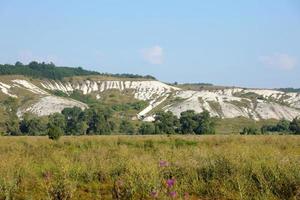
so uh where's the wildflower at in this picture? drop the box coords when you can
[184,192,190,200]
[150,190,159,198]
[169,191,177,198]
[115,179,124,187]
[159,160,169,167]
[43,171,52,182]
[166,178,176,188]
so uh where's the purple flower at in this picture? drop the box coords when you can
[159,160,169,167]
[169,191,177,198]
[166,178,176,188]
[150,191,159,198]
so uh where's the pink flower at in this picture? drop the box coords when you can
[169,191,177,198]
[43,171,52,181]
[150,191,159,198]
[159,160,169,167]
[166,178,176,188]
[184,192,190,200]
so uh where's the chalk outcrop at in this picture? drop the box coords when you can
[0,77,300,121]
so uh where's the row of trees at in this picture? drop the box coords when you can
[153,110,216,134]
[241,118,300,135]
[3,107,216,139]
[0,61,156,80]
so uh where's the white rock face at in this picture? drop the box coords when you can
[40,80,179,117]
[17,96,87,117]
[12,80,48,95]
[41,80,178,100]
[0,77,300,121]
[166,88,300,121]
[0,82,17,98]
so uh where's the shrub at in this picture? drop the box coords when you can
[290,117,300,134]
[119,120,135,134]
[139,123,155,135]
[48,126,63,140]
[240,127,259,135]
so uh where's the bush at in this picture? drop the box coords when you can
[240,127,259,135]
[48,126,63,140]
[139,123,155,135]
[290,117,300,134]
[119,120,135,134]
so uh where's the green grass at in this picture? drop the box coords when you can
[215,117,279,134]
[0,135,299,199]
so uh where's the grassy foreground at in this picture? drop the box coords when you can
[0,136,299,200]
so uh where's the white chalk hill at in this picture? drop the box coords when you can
[0,75,300,121]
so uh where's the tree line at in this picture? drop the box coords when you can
[241,118,300,135]
[0,61,156,80]
[3,107,216,140]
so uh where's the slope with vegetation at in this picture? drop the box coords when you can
[1,61,300,136]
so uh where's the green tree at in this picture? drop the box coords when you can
[47,113,66,140]
[154,111,179,134]
[48,113,66,130]
[86,107,114,135]
[48,125,64,140]
[119,120,135,134]
[6,119,21,136]
[194,111,216,134]
[240,127,259,135]
[20,113,48,136]
[62,107,87,135]
[179,110,197,134]
[276,119,290,132]
[138,123,155,135]
[290,117,300,134]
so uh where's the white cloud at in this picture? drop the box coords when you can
[259,53,297,70]
[141,45,164,65]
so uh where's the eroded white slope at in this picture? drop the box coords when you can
[166,89,300,121]
[0,77,300,121]
[41,80,178,100]
[41,80,179,117]
[12,79,48,95]
[17,96,87,117]
[0,82,17,98]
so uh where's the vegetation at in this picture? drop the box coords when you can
[0,61,99,80]
[0,61,156,80]
[289,117,300,134]
[259,118,300,135]
[138,122,156,135]
[240,127,259,135]
[47,125,64,140]
[276,87,300,93]
[0,135,299,199]
[179,110,216,134]
[154,111,180,134]
[119,120,135,134]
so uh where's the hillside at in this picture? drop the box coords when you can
[1,63,300,126]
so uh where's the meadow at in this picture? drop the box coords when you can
[0,135,299,200]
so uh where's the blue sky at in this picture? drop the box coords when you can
[0,0,299,88]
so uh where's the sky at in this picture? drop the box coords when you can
[0,0,300,88]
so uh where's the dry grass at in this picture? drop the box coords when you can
[0,135,299,200]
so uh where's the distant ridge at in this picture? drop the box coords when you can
[276,88,300,93]
[0,61,156,80]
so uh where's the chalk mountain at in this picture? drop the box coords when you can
[1,74,300,121]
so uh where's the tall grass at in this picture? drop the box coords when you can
[0,135,299,199]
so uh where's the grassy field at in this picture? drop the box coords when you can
[0,135,299,200]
